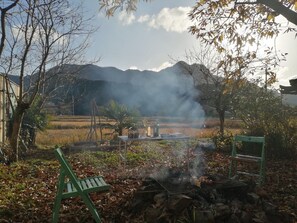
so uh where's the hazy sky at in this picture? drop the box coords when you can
[81,0,297,87]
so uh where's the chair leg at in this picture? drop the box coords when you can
[80,193,102,223]
[52,195,62,223]
[229,160,238,179]
[259,160,265,185]
[52,170,66,223]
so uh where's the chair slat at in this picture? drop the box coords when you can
[81,180,87,189]
[98,177,106,186]
[94,177,102,186]
[66,182,73,192]
[86,179,93,188]
[90,178,97,187]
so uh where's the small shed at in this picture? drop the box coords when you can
[0,75,19,145]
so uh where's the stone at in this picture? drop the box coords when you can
[247,192,260,204]
[241,211,252,223]
[230,199,243,216]
[214,203,231,219]
[193,210,215,223]
[153,192,167,207]
[262,200,278,215]
[144,206,163,223]
[167,194,192,213]
[229,213,241,223]
[253,211,268,223]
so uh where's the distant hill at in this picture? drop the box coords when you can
[40,61,208,117]
[10,62,295,117]
[44,61,208,85]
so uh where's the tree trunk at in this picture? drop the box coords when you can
[218,109,225,136]
[118,127,123,136]
[9,103,29,162]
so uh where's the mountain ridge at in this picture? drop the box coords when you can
[9,61,296,116]
[42,61,207,116]
[44,61,207,84]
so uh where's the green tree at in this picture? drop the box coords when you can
[100,100,140,136]
[20,97,48,147]
[232,79,297,158]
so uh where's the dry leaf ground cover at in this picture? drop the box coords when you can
[0,143,296,222]
[0,116,296,222]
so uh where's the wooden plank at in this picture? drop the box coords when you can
[98,177,106,186]
[90,178,97,187]
[66,182,73,192]
[81,180,87,189]
[85,179,92,188]
[237,171,260,177]
[94,177,102,186]
[230,155,261,163]
[236,154,261,160]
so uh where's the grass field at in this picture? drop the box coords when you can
[36,115,243,146]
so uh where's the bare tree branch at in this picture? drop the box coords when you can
[0,0,19,57]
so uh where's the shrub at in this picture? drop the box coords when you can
[233,83,297,159]
[211,129,233,151]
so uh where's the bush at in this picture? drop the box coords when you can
[212,130,233,151]
[233,84,297,159]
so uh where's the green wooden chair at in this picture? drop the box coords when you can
[52,148,110,223]
[229,135,265,185]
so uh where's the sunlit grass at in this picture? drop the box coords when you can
[48,115,116,129]
[36,115,243,146]
[36,129,89,146]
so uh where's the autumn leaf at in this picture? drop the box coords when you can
[219,34,224,42]
[267,13,274,21]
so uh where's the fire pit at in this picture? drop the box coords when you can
[126,167,284,223]
[151,168,193,195]
[150,168,249,198]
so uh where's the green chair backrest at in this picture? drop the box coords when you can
[54,148,82,191]
[232,135,265,158]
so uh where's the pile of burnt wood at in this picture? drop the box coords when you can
[126,168,291,223]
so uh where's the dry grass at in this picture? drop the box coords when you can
[36,115,242,146]
[48,115,116,129]
[36,128,89,146]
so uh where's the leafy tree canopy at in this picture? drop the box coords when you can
[98,0,297,27]
[99,100,140,135]
[189,0,296,54]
